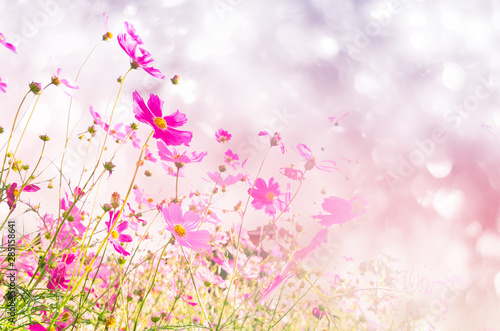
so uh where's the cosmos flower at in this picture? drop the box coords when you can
[161,203,210,252]
[258,131,285,154]
[51,68,79,96]
[295,143,339,172]
[279,164,304,181]
[117,22,164,79]
[215,129,232,143]
[157,140,207,167]
[102,13,113,41]
[312,196,368,227]
[224,149,240,169]
[132,91,193,146]
[6,182,40,210]
[106,211,133,256]
[248,177,288,217]
[0,32,16,53]
[206,171,243,187]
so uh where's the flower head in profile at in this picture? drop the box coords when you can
[312,196,368,227]
[161,203,211,251]
[0,77,6,93]
[102,13,113,41]
[258,131,285,153]
[295,143,339,172]
[0,32,16,53]
[117,22,164,79]
[133,91,193,146]
[6,182,40,210]
[157,140,206,168]
[248,177,288,217]
[51,68,79,96]
[215,129,232,143]
[106,211,133,256]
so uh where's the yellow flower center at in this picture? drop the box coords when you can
[62,311,70,320]
[174,224,186,237]
[13,189,19,197]
[147,198,154,203]
[111,230,119,239]
[266,192,275,201]
[154,117,167,129]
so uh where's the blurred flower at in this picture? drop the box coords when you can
[224,149,240,169]
[51,68,79,96]
[102,12,113,41]
[206,172,243,187]
[248,177,288,217]
[0,77,6,93]
[0,32,16,53]
[312,196,368,227]
[170,74,180,84]
[279,164,303,181]
[133,91,193,146]
[6,182,40,210]
[161,203,211,251]
[117,22,164,79]
[258,131,285,153]
[157,140,206,168]
[106,211,133,256]
[215,129,232,143]
[295,143,338,172]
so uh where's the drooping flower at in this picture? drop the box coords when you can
[157,140,206,168]
[248,177,288,217]
[259,131,285,153]
[117,22,164,79]
[51,68,79,96]
[6,182,40,210]
[312,196,368,227]
[215,129,232,143]
[295,143,339,172]
[106,211,133,256]
[133,91,193,146]
[224,149,240,169]
[161,203,211,251]
[0,32,16,53]
[0,77,6,93]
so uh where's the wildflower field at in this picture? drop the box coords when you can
[1,1,500,330]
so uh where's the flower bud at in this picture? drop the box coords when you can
[29,81,42,94]
[111,192,121,209]
[170,75,180,85]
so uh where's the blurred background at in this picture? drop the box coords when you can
[1,0,500,329]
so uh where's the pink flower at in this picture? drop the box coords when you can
[224,149,240,169]
[157,141,207,167]
[295,143,339,172]
[106,211,133,256]
[134,187,156,210]
[0,77,6,93]
[133,91,193,146]
[161,203,211,252]
[102,13,113,41]
[206,172,243,187]
[248,177,288,217]
[279,164,304,181]
[259,131,285,153]
[312,196,368,227]
[0,32,16,53]
[47,254,76,290]
[215,129,232,143]
[51,68,79,96]
[6,183,40,210]
[117,22,164,79]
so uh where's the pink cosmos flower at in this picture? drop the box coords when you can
[117,22,164,79]
[259,131,285,153]
[157,140,207,167]
[295,143,339,172]
[206,172,243,187]
[312,196,368,227]
[51,68,79,96]
[133,91,193,146]
[0,77,6,93]
[134,187,156,210]
[60,195,87,235]
[279,164,304,181]
[224,149,240,169]
[215,129,232,143]
[106,211,133,256]
[248,177,288,217]
[161,203,211,252]
[102,13,113,41]
[0,32,16,53]
[47,253,76,290]
[6,182,40,210]
[144,147,158,163]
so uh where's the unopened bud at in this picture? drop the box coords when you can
[111,192,121,209]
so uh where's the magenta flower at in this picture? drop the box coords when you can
[295,143,339,172]
[312,196,368,227]
[248,177,288,217]
[0,77,6,93]
[6,182,40,210]
[157,140,207,167]
[117,22,164,79]
[224,149,240,169]
[47,254,75,290]
[279,164,304,181]
[133,91,193,146]
[51,68,79,96]
[0,32,16,53]
[106,211,133,256]
[161,203,211,251]
[259,131,285,153]
[215,129,232,143]
[102,12,113,41]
